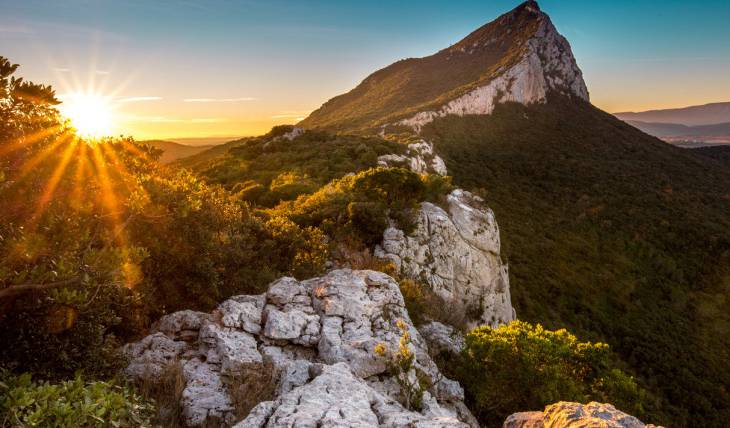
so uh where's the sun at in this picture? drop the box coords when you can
[60,92,114,138]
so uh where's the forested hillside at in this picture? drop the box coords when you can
[421,96,730,426]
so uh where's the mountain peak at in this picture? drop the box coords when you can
[300,2,588,132]
[521,0,541,12]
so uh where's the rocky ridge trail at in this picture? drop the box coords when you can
[124,269,477,427]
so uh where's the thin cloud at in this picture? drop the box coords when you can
[191,118,227,123]
[121,115,225,124]
[116,96,162,103]
[54,67,71,73]
[95,70,110,75]
[0,23,34,34]
[122,115,184,123]
[271,113,309,119]
[183,97,256,102]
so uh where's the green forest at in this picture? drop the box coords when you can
[422,96,730,426]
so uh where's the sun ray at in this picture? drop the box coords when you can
[90,142,140,289]
[29,137,79,226]
[69,140,91,212]
[116,137,152,160]
[0,124,63,158]
[13,131,74,182]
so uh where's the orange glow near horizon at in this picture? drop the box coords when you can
[59,92,115,138]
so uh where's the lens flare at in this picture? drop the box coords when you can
[59,92,114,138]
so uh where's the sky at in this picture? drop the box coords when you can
[1,0,729,140]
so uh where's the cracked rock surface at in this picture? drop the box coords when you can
[377,139,448,176]
[503,402,663,428]
[123,269,475,427]
[376,189,515,328]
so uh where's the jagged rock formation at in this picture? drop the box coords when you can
[377,139,448,175]
[376,189,515,328]
[123,270,477,427]
[418,321,466,357]
[277,126,304,141]
[397,2,588,132]
[503,402,663,428]
[299,1,588,133]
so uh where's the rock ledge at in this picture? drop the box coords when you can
[124,269,476,427]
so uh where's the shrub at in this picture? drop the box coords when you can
[456,320,644,427]
[0,371,155,427]
[374,320,428,411]
[422,99,730,425]
[195,128,406,208]
[346,201,388,247]
[398,279,428,326]
[227,364,276,420]
[135,361,185,427]
[275,167,451,247]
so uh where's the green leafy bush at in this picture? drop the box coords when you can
[456,320,643,427]
[273,167,452,248]
[0,371,155,427]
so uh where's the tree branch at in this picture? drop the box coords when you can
[0,276,81,299]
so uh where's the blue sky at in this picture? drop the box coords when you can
[1,0,729,138]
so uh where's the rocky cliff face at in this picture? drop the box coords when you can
[124,270,477,427]
[397,2,588,131]
[376,189,515,328]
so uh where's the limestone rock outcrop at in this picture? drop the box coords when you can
[397,2,588,132]
[123,269,476,427]
[503,402,663,428]
[419,321,466,357]
[376,189,515,328]
[377,139,448,176]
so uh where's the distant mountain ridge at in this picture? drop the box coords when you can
[142,140,214,164]
[623,120,730,137]
[299,0,587,132]
[615,102,730,126]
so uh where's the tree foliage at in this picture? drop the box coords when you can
[457,321,643,427]
[0,371,155,427]
[0,57,327,379]
[190,126,406,207]
[272,167,452,248]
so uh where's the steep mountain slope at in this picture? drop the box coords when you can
[694,145,730,165]
[299,1,587,132]
[615,102,730,126]
[297,1,730,426]
[142,139,213,163]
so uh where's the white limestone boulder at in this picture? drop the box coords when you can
[376,189,515,328]
[503,402,664,428]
